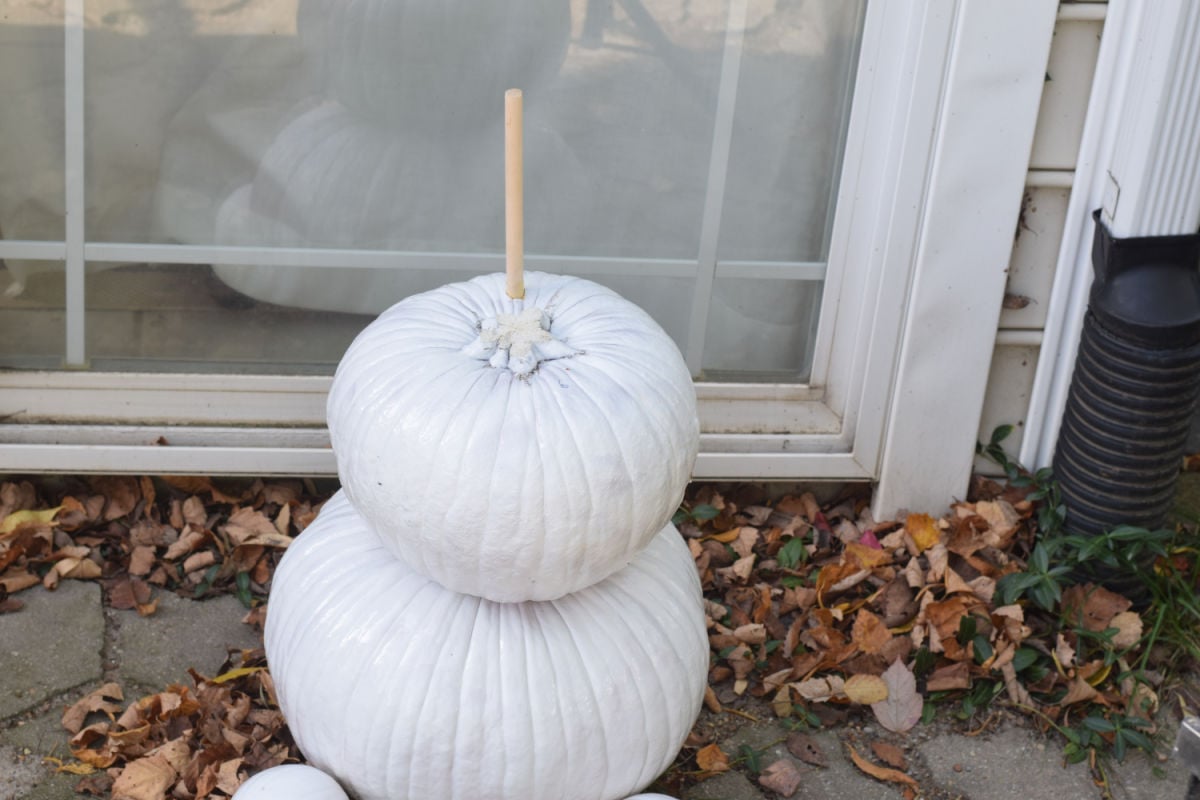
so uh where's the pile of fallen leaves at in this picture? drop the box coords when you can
[662,478,1192,796]
[55,649,295,798]
[1,474,1195,798]
[0,476,326,616]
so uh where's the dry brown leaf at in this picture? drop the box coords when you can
[847,744,919,789]
[216,757,246,795]
[758,759,803,797]
[845,542,890,570]
[91,477,140,522]
[851,609,892,655]
[60,558,103,581]
[844,674,889,705]
[734,623,767,645]
[1061,676,1099,706]
[925,661,971,692]
[1062,584,1132,633]
[182,550,216,574]
[973,500,1020,548]
[128,546,157,576]
[925,543,949,582]
[870,660,923,733]
[273,502,292,536]
[163,527,206,561]
[696,743,730,773]
[109,753,176,800]
[223,507,292,549]
[0,569,40,593]
[786,732,827,766]
[793,675,845,703]
[703,685,722,713]
[717,554,756,583]
[1055,633,1076,669]
[62,684,124,734]
[770,685,793,718]
[870,741,907,770]
[1110,611,1143,649]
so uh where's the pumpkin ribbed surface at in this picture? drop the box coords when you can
[265,491,708,800]
[327,272,699,602]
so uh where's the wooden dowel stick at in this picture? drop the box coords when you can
[505,89,525,300]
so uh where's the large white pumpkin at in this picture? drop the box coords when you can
[266,491,708,800]
[327,271,699,602]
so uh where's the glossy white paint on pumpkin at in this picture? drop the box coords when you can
[232,764,349,800]
[265,491,708,800]
[327,272,700,602]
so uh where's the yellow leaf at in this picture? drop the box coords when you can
[0,506,63,536]
[905,513,941,554]
[844,674,889,705]
[49,759,96,776]
[210,666,265,685]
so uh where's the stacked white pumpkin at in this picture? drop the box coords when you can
[241,272,708,800]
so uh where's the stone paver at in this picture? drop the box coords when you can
[114,592,261,688]
[920,724,1106,799]
[0,745,42,800]
[0,711,78,800]
[0,582,103,719]
[721,724,902,800]
[684,770,764,800]
[1102,749,1189,800]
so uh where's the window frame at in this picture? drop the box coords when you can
[0,0,1059,505]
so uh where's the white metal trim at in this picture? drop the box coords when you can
[63,0,85,367]
[872,0,1059,515]
[1058,4,1108,23]
[1021,0,1200,469]
[0,241,67,260]
[685,0,747,374]
[1026,170,1075,189]
[0,441,871,481]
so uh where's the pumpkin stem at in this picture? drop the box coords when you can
[505,89,525,300]
[461,308,581,377]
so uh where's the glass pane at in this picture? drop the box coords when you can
[718,0,864,262]
[0,3,65,257]
[701,278,821,380]
[73,0,863,379]
[84,264,367,374]
[0,264,66,369]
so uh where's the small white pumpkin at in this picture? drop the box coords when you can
[232,764,349,800]
[265,491,708,800]
[327,271,699,602]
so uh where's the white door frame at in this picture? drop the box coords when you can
[0,1,1058,515]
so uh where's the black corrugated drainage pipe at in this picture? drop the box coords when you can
[1052,212,1200,591]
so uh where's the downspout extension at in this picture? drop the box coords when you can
[1052,212,1200,593]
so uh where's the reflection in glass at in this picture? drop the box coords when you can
[0,4,65,297]
[2,0,864,379]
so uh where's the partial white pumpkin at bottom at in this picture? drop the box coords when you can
[232,764,349,799]
[265,491,708,800]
